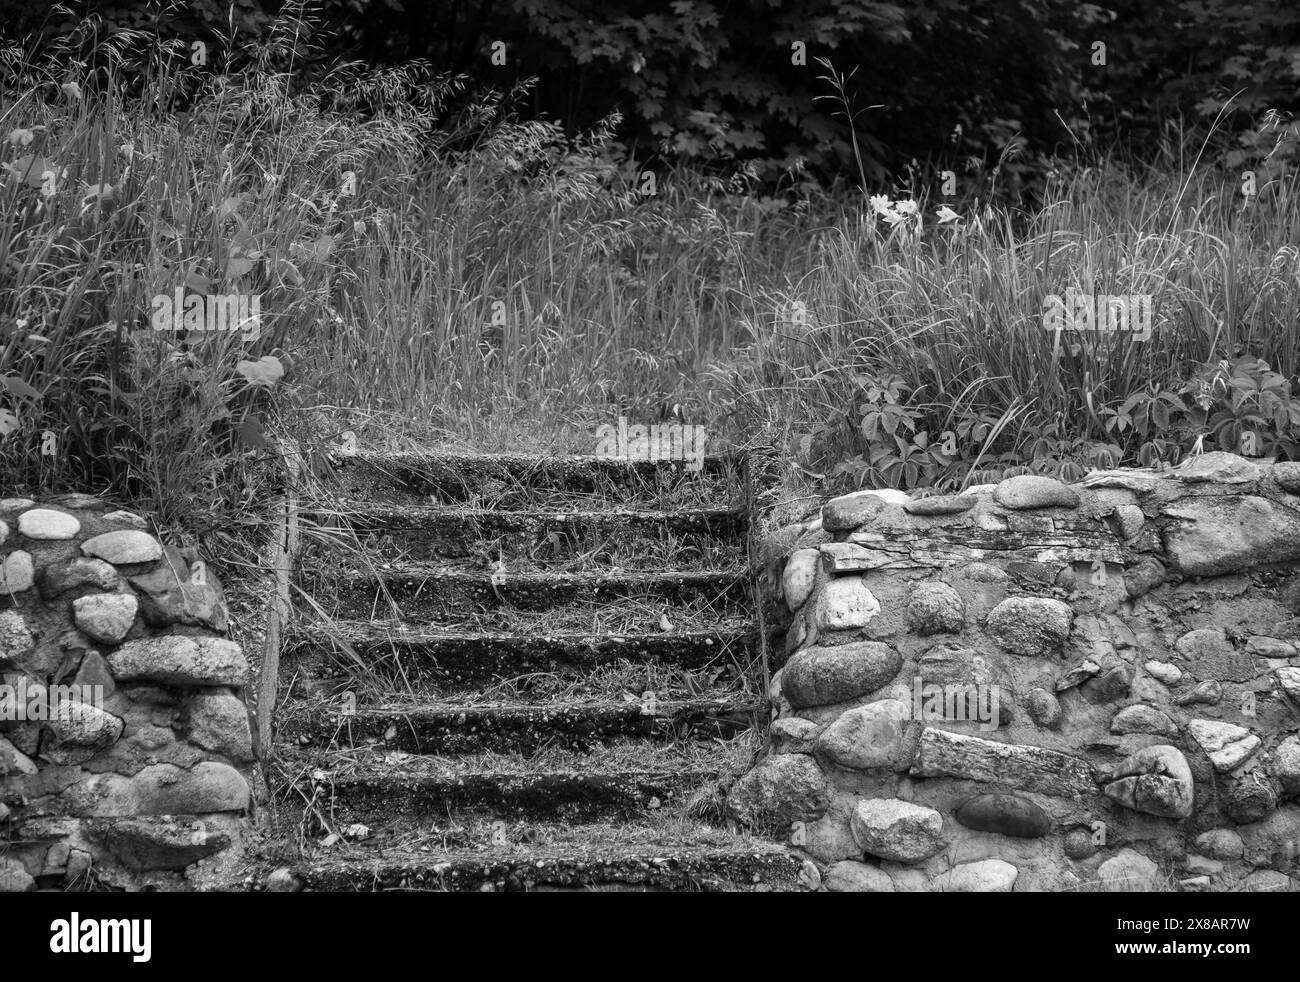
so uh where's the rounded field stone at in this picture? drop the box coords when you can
[850,798,945,863]
[985,597,1072,656]
[80,530,163,565]
[1064,827,1097,860]
[954,794,1051,839]
[0,551,35,592]
[992,475,1080,510]
[16,508,81,540]
[904,494,975,516]
[781,640,902,710]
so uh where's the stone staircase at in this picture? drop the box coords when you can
[257,449,797,891]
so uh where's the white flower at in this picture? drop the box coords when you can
[869,194,892,216]
[894,199,918,216]
[881,209,907,227]
[60,81,82,100]
[936,205,960,224]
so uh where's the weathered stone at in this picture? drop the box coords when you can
[1175,451,1260,484]
[771,716,820,752]
[1163,495,1300,577]
[932,859,1018,892]
[0,735,38,775]
[818,542,894,572]
[0,498,35,510]
[1114,504,1145,541]
[1194,829,1244,861]
[38,557,123,598]
[954,793,1050,838]
[822,491,891,531]
[80,530,163,565]
[1024,687,1062,728]
[907,581,965,635]
[1276,666,1300,703]
[1174,628,1255,683]
[1234,870,1299,893]
[1274,461,1300,494]
[0,856,35,892]
[73,651,115,698]
[72,593,138,644]
[1063,827,1097,860]
[1081,663,1133,704]
[782,549,819,611]
[1223,772,1278,824]
[1103,745,1194,818]
[184,691,253,762]
[781,640,901,709]
[128,548,228,632]
[815,700,911,771]
[107,636,248,686]
[0,610,35,664]
[1098,848,1161,890]
[1124,558,1166,598]
[64,848,92,882]
[45,700,124,754]
[69,761,250,816]
[1055,659,1101,691]
[93,816,230,871]
[1177,679,1223,706]
[727,754,830,831]
[1187,719,1260,772]
[0,550,35,592]
[17,508,80,540]
[812,576,881,631]
[985,597,1072,656]
[1273,736,1300,797]
[910,727,1097,797]
[904,494,975,516]
[1247,636,1297,659]
[992,475,1080,510]
[1110,704,1178,737]
[824,860,894,892]
[850,798,946,863]
[1144,660,1182,685]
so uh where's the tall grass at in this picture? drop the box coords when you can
[2,5,1298,549]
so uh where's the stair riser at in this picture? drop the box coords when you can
[298,773,711,822]
[293,853,799,892]
[297,572,751,618]
[332,454,743,508]
[300,524,744,566]
[280,703,759,754]
[284,630,754,688]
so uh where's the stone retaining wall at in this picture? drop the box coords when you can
[0,495,251,891]
[733,452,1300,892]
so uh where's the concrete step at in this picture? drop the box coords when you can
[297,502,745,565]
[250,842,798,892]
[285,768,722,822]
[282,619,754,687]
[325,450,743,509]
[277,695,762,754]
[297,564,751,618]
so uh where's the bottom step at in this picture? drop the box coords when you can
[253,844,799,892]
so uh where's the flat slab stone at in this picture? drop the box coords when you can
[904,494,975,516]
[992,475,1080,510]
[1163,496,1300,577]
[910,727,1097,798]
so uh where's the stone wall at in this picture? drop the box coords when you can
[0,495,252,891]
[732,453,1300,892]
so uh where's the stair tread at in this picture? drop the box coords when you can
[285,619,753,642]
[301,501,746,522]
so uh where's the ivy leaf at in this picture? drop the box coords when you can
[1,375,40,402]
[235,355,284,388]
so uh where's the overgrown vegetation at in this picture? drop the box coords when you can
[1,4,1298,552]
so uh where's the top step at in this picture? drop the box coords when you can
[323,450,745,507]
